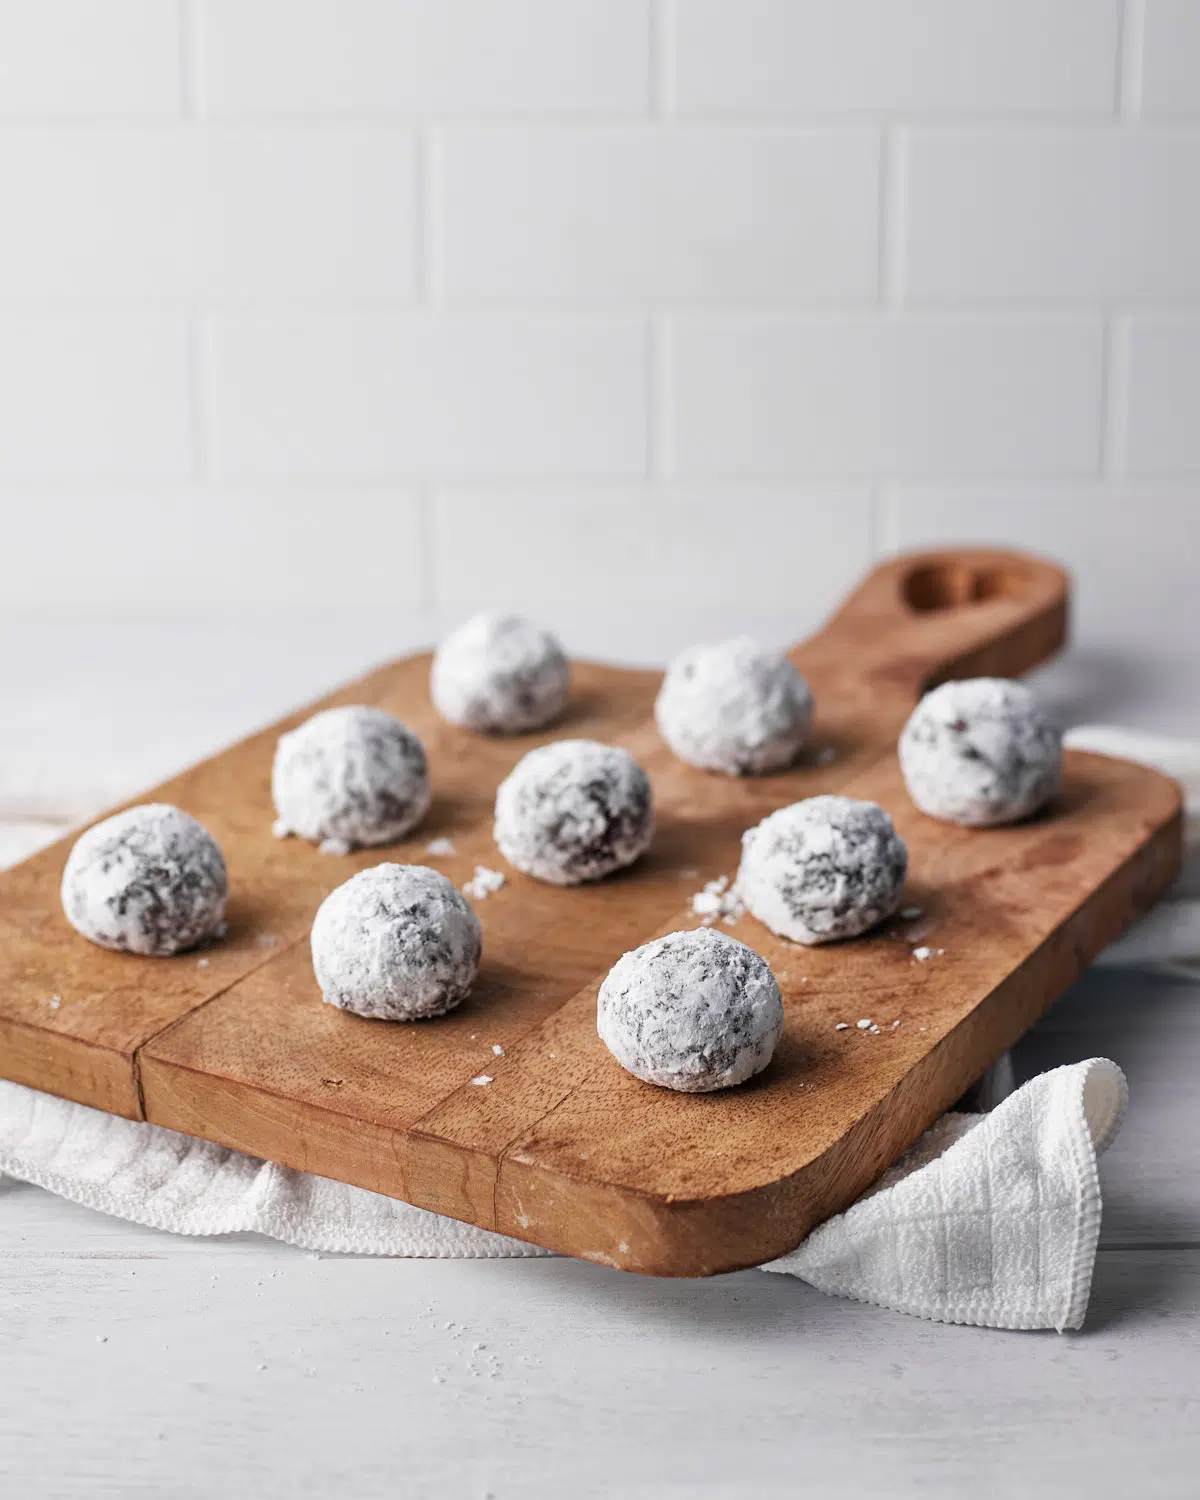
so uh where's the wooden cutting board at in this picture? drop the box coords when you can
[0,549,1182,1276]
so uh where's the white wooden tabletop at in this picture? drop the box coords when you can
[2,615,1198,1499]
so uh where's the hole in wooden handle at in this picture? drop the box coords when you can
[903,562,1031,613]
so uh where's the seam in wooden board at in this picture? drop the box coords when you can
[136,1052,410,1188]
[130,1046,146,1119]
[131,931,313,1113]
[0,1012,142,1120]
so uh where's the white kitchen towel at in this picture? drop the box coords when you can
[0,723,1192,1331]
[0,1076,547,1260]
[763,1057,1126,1330]
[0,1057,1121,1331]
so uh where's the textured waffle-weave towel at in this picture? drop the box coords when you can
[764,1057,1126,1329]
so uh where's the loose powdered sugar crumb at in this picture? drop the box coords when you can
[463,866,506,900]
[471,1074,493,1086]
[856,1018,873,1030]
[835,1022,850,1030]
[47,994,61,1009]
[691,874,745,926]
[319,836,352,857]
[912,946,933,961]
[491,1043,504,1056]
[426,837,457,857]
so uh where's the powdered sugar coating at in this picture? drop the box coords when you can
[432,613,570,734]
[311,863,482,1021]
[494,739,653,885]
[598,928,784,1092]
[272,705,430,850]
[61,804,227,956]
[899,678,1062,828]
[655,637,813,775]
[738,795,907,945]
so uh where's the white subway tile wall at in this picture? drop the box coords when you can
[0,0,1193,636]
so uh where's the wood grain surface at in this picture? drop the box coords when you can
[0,549,1182,1274]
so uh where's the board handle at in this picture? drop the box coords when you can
[795,547,1069,700]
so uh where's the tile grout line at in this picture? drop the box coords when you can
[178,0,199,118]
[0,109,1169,128]
[650,0,673,118]
[1118,0,1146,119]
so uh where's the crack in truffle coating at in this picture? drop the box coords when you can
[597,928,784,1092]
[738,795,907,945]
[61,804,227,956]
[311,863,482,1020]
[655,637,813,776]
[272,705,431,849]
[432,613,571,735]
[899,678,1062,828]
[493,739,654,886]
